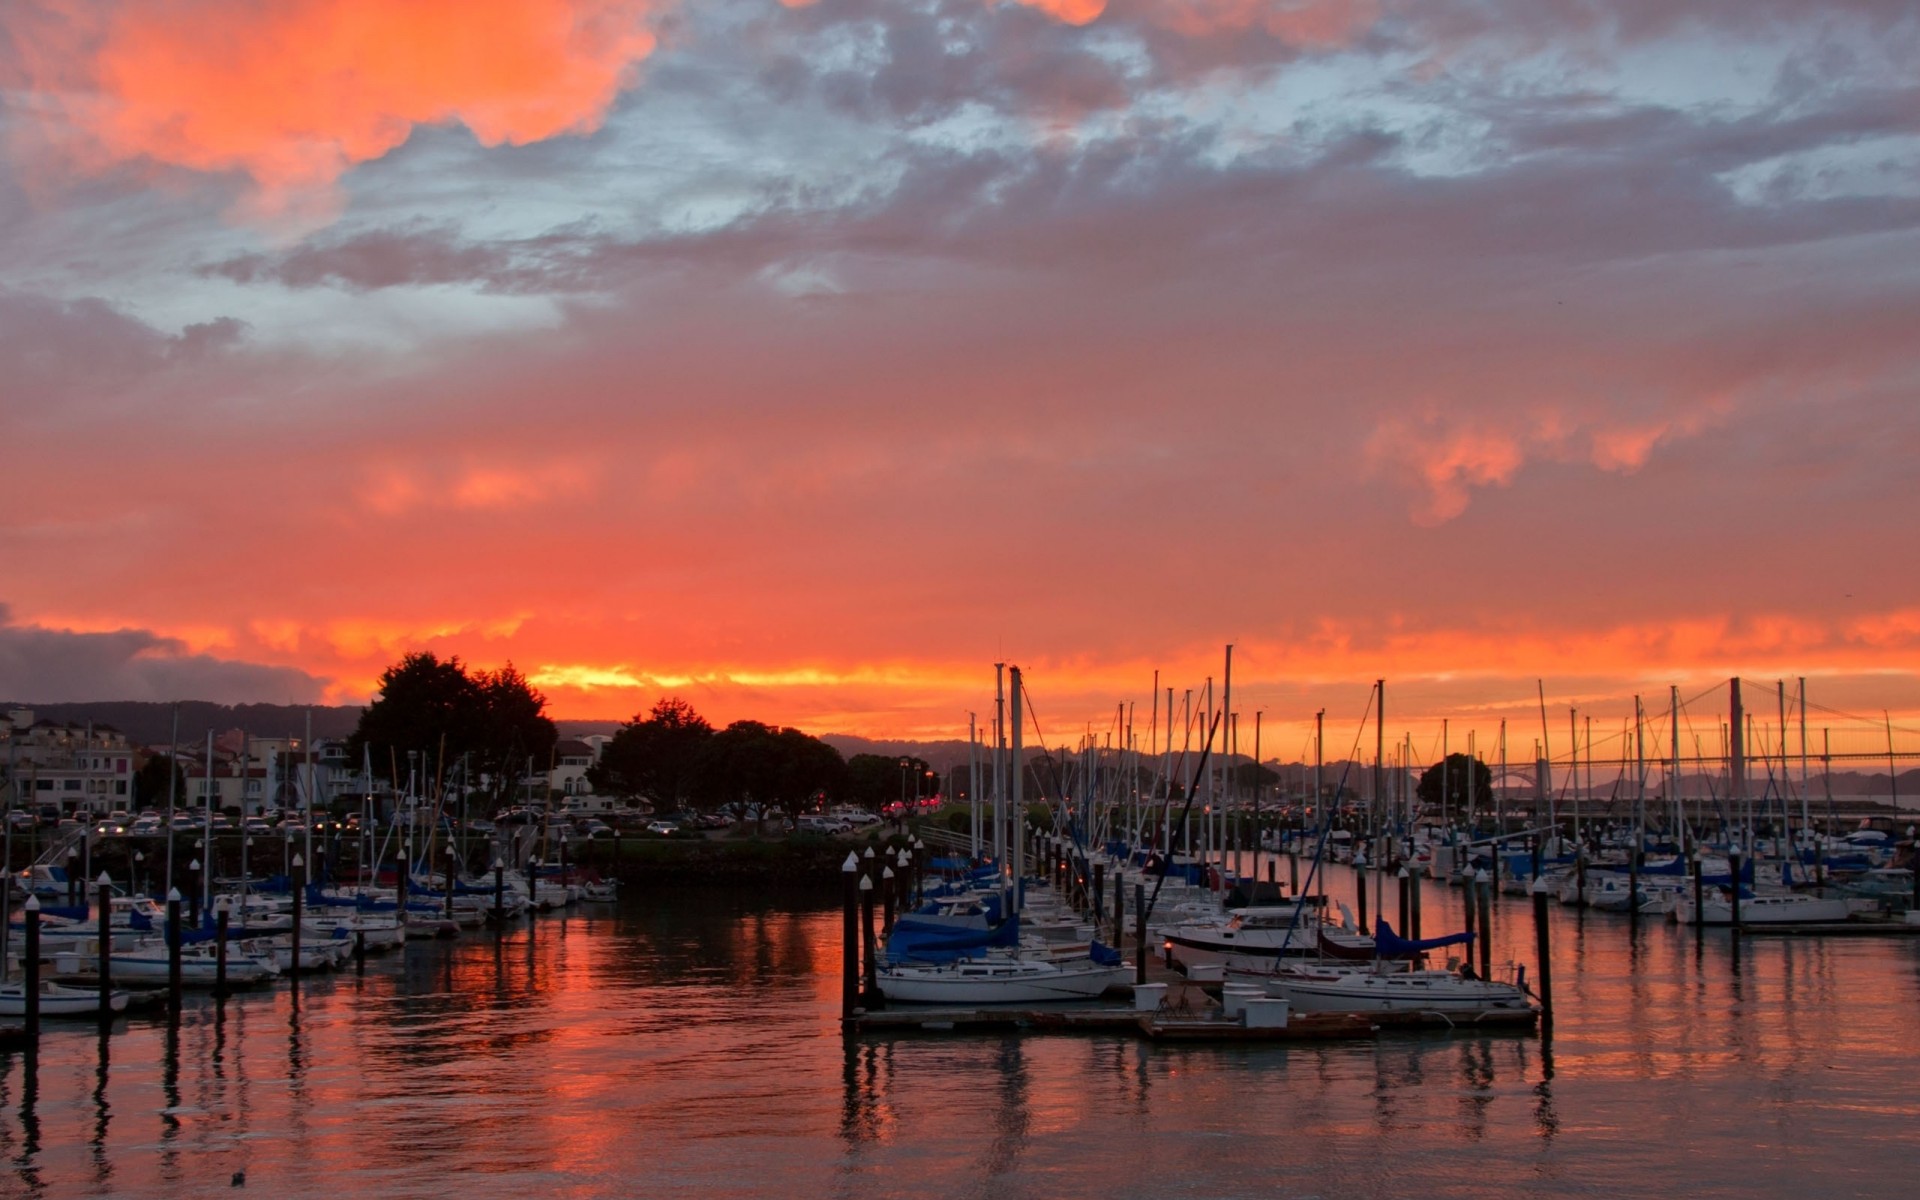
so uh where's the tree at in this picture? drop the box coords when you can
[844,753,939,811]
[588,697,714,808]
[348,651,557,800]
[1415,753,1492,817]
[134,752,187,808]
[692,721,847,813]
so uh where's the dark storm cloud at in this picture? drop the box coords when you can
[0,605,325,705]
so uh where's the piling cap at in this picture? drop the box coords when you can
[841,853,860,872]
[862,847,875,860]
[1531,878,1551,894]
[897,850,910,866]
[1397,867,1409,878]
[858,875,873,891]
[882,867,894,879]
[292,853,303,868]
[168,888,182,902]
[492,858,505,870]
[24,896,38,911]
[97,871,112,885]
[1475,870,1489,883]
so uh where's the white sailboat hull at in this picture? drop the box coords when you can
[878,959,1127,1004]
[1264,968,1532,1014]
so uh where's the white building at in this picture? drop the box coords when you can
[2,708,137,817]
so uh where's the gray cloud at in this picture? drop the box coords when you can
[0,604,325,705]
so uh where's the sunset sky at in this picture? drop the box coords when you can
[2,1,1918,749]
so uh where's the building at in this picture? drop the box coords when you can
[2,708,137,818]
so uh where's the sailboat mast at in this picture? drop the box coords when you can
[1009,665,1024,910]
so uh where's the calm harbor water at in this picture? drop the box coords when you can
[2,872,1915,1199]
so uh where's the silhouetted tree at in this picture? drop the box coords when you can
[692,720,847,813]
[349,652,557,799]
[1415,753,1492,817]
[134,753,187,808]
[588,697,714,808]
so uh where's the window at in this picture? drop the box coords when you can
[116,781,128,794]
[63,779,81,791]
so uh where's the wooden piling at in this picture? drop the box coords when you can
[166,890,183,1014]
[859,874,878,1005]
[1134,883,1147,986]
[1532,877,1553,1027]
[1397,867,1410,935]
[840,852,860,1020]
[23,897,40,1040]
[96,873,113,1026]
[1410,860,1423,939]
[1691,851,1704,933]
[215,900,230,999]
[1112,871,1125,946]
[1356,864,1369,934]
[493,859,506,938]
[1730,849,1743,928]
[1476,870,1492,980]
[1093,863,1105,924]
[290,855,304,998]
[881,866,896,935]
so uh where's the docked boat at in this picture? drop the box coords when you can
[1262,963,1533,1015]
[1164,902,1368,973]
[48,940,280,987]
[1674,890,1853,926]
[0,979,131,1016]
[876,955,1128,1004]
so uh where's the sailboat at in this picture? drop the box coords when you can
[1259,921,1534,1015]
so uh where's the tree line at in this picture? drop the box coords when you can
[587,697,943,813]
[348,656,944,813]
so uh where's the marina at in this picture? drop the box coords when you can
[2,871,1918,1198]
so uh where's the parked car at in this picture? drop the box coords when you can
[129,815,163,835]
[644,820,681,836]
[796,815,851,835]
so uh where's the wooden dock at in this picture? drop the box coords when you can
[843,968,1540,1041]
[1736,918,1920,938]
[843,1004,1538,1041]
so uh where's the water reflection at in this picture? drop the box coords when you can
[1533,1033,1559,1141]
[9,1051,44,1196]
[981,1037,1030,1183]
[0,888,1917,1198]
[90,1032,111,1187]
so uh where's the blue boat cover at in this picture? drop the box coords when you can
[1372,919,1473,957]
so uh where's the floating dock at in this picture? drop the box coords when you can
[843,971,1540,1041]
[1736,918,1920,938]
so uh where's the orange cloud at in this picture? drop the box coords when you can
[1003,0,1111,24]
[359,456,599,515]
[6,0,662,223]
[1135,0,1381,42]
[1366,414,1525,524]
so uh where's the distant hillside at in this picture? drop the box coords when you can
[3,701,363,746]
